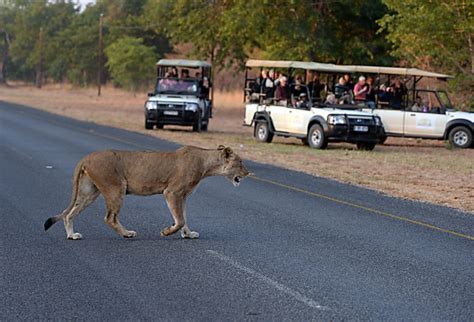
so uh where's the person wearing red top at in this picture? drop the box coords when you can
[353,76,368,102]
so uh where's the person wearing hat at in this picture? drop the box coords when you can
[296,92,309,109]
[354,75,368,102]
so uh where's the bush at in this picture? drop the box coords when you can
[105,37,155,91]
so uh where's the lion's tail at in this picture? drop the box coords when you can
[44,161,84,231]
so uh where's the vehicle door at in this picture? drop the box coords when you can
[404,91,448,137]
[267,103,292,132]
[370,107,405,135]
[285,105,310,135]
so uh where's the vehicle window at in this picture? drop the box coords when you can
[437,91,453,109]
[415,91,443,114]
[156,78,199,95]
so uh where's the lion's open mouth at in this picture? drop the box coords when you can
[232,176,242,187]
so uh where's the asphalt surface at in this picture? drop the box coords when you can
[1,101,473,320]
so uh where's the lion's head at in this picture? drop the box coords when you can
[218,146,250,187]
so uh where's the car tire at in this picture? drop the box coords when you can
[308,124,328,149]
[255,121,273,143]
[193,113,202,132]
[379,135,387,144]
[449,126,472,148]
[356,142,376,151]
[145,119,154,130]
[156,124,164,129]
[201,122,208,131]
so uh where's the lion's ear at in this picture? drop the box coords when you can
[217,145,225,150]
[221,146,234,159]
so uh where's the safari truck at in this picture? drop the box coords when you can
[243,60,386,150]
[343,65,473,148]
[144,59,213,132]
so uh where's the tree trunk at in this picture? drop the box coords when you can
[0,29,10,84]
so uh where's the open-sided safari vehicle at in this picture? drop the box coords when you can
[243,60,386,150]
[340,65,474,148]
[144,59,213,132]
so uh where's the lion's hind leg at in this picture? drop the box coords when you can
[101,184,137,239]
[64,175,100,240]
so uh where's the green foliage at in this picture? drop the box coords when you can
[104,36,155,90]
[379,0,474,109]
[144,0,392,68]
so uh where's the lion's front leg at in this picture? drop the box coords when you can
[161,190,185,237]
[180,207,199,239]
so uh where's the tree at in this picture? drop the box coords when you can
[379,0,474,109]
[104,36,156,91]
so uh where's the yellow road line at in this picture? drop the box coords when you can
[250,176,474,241]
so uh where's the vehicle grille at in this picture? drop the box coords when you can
[347,116,374,126]
[158,103,184,110]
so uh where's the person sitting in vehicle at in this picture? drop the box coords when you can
[253,69,274,101]
[308,73,323,102]
[343,74,354,90]
[390,78,406,109]
[195,72,201,79]
[159,72,176,90]
[274,76,290,106]
[411,96,423,112]
[377,84,392,106]
[365,76,376,109]
[353,76,368,103]
[180,69,190,79]
[296,92,309,109]
[170,67,178,77]
[335,77,351,104]
[291,75,305,98]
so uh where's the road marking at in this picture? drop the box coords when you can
[250,176,474,241]
[15,106,473,241]
[206,250,329,311]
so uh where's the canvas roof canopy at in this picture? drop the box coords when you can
[157,59,211,68]
[246,59,353,73]
[344,65,453,80]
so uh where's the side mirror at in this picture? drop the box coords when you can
[147,92,154,97]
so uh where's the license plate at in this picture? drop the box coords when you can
[354,125,368,132]
[163,111,179,116]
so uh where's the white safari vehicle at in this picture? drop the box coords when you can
[243,60,386,150]
[144,59,212,132]
[345,65,474,148]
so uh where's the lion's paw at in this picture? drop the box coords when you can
[181,231,200,239]
[123,230,137,238]
[67,232,82,240]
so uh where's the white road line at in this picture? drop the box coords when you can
[206,250,329,311]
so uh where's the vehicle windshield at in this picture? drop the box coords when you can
[155,78,199,95]
[437,90,454,110]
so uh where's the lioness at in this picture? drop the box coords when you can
[44,145,250,240]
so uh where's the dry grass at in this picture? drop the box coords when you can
[1,83,473,213]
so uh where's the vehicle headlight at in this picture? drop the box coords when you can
[374,116,382,126]
[185,103,198,112]
[145,101,158,110]
[328,115,347,125]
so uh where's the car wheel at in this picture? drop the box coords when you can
[255,122,273,143]
[193,113,202,132]
[145,119,154,130]
[379,135,387,144]
[308,124,328,149]
[156,124,164,129]
[201,122,208,131]
[356,142,376,151]
[449,126,472,148]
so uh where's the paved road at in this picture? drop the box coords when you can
[1,101,473,320]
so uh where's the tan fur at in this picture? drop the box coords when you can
[44,145,250,240]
